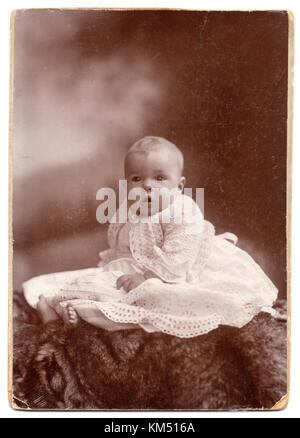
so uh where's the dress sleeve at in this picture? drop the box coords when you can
[97,248,117,266]
[141,219,215,283]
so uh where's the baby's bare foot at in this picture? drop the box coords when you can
[36,295,59,324]
[63,304,80,328]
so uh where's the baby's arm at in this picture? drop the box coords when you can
[143,270,161,280]
[116,270,162,292]
[116,273,146,292]
[115,221,214,291]
[140,219,215,283]
[117,270,163,292]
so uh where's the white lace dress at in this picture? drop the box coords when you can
[23,195,278,338]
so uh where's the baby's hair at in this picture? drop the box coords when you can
[125,136,184,174]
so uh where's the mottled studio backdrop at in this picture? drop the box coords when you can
[12,10,288,297]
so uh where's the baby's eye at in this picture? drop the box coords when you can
[156,175,166,181]
[131,176,141,182]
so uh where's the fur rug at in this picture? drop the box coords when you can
[12,291,287,410]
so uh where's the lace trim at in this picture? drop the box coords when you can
[94,301,223,338]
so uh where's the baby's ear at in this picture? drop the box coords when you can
[178,176,186,192]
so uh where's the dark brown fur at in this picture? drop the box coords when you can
[12,291,287,410]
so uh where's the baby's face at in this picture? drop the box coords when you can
[125,150,185,215]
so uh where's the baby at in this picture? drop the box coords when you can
[24,136,278,338]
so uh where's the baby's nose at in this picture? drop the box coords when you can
[143,181,152,192]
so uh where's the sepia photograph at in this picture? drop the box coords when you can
[9,8,292,410]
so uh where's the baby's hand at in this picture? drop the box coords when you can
[116,273,146,292]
